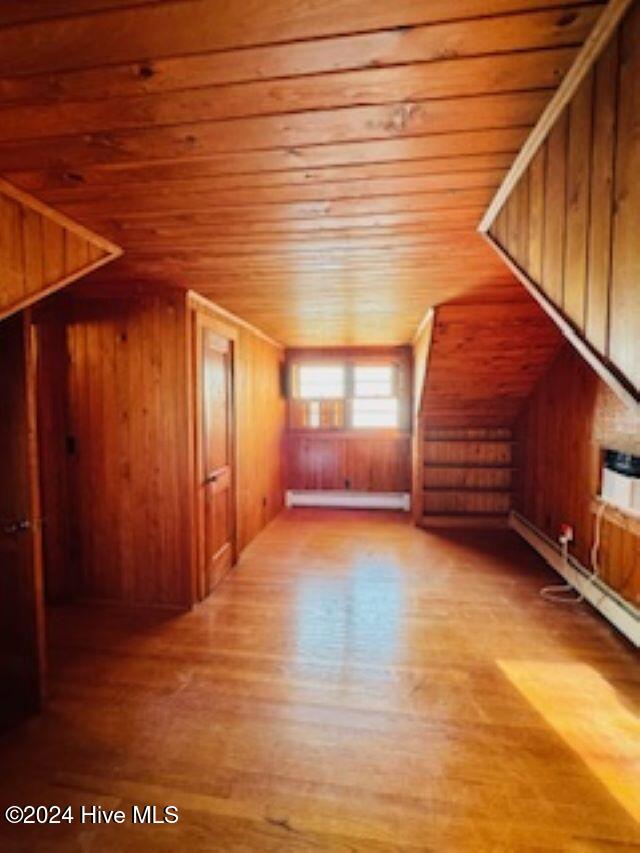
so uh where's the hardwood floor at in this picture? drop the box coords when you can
[1,509,638,851]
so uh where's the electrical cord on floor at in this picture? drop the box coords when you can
[539,502,606,604]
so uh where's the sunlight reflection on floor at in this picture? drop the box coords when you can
[498,660,640,823]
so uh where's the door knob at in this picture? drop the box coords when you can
[2,519,31,535]
[204,473,219,485]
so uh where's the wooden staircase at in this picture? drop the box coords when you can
[420,427,514,528]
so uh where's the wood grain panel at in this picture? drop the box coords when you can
[420,301,562,427]
[286,435,411,493]
[411,298,561,528]
[421,428,514,524]
[285,346,411,494]
[0,92,552,174]
[585,35,617,354]
[563,70,593,326]
[487,3,640,403]
[224,320,285,552]
[0,1,603,345]
[609,1,640,392]
[0,49,577,145]
[286,437,347,491]
[0,0,603,77]
[515,342,640,606]
[33,286,284,609]
[527,145,546,281]
[0,178,120,321]
[0,6,600,107]
[64,293,191,607]
[541,110,568,306]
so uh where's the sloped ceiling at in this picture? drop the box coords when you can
[0,0,603,343]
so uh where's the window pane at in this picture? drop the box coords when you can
[352,398,399,428]
[354,365,393,398]
[297,364,345,399]
[308,400,320,428]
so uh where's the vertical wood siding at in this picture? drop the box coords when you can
[490,3,640,400]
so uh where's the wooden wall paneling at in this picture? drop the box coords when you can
[517,168,530,268]
[491,204,506,249]
[505,181,520,268]
[21,208,44,299]
[346,437,411,492]
[0,179,121,321]
[37,287,284,610]
[515,342,640,606]
[0,192,25,307]
[609,1,640,393]
[61,294,192,608]
[527,144,546,281]
[286,434,412,493]
[563,69,594,327]
[483,2,640,405]
[585,34,618,354]
[287,436,347,491]
[187,292,285,559]
[542,110,568,307]
[285,346,411,494]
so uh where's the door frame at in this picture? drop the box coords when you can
[188,298,239,603]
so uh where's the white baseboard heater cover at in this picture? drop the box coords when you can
[286,490,410,511]
[509,510,639,648]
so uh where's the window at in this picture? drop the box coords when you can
[353,365,394,398]
[297,364,345,400]
[290,357,406,431]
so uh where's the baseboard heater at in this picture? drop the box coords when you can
[509,510,639,648]
[286,490,410,511]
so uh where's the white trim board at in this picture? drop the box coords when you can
[509,510,639,648]
[286,490,410,511]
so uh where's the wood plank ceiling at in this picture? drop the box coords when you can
[0,0,604,344]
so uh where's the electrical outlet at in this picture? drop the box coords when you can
[559,523,574,544]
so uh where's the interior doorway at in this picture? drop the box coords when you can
[0,313,45,728]
[193,310,238,600]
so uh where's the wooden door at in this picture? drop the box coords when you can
[196,318,236,599]
[0,314,45,727]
